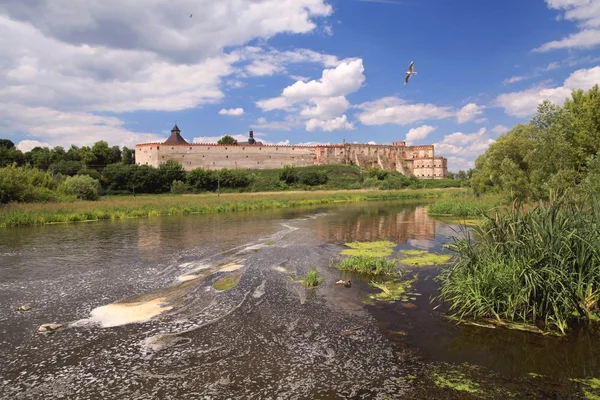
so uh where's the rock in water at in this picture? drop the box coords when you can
[19,304,31,312]
[37,323,63,334]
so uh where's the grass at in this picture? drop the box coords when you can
[426,195,501,218]
[436,195,600,335]
[0,188,463,228]
[331,254,398,276]
[302,268,323,288]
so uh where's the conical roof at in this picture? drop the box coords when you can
[164,124,189,145]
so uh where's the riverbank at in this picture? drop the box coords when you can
[0,188,465,227]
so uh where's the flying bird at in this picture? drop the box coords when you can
[404,61,417,85]
[190,13,193,17]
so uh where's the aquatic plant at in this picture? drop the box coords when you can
[368,277,417,303]
[332,255,397,276]
[399,250,453,267]
[213,273,242,291]
[437,195,600,335]
[341,240,396,257]
[302,268,323,288]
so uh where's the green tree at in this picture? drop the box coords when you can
[217,135,238,145]
[122,146,135,165]
[60,175,101,200]
[0,139,15,149]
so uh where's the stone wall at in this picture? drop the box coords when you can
[135,140,449,178]
[135,143,315,171]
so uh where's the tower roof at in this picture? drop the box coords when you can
[164,124,189,145]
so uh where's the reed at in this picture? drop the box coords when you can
[426,195,501,217]
[436,195,600,335]
[0,188,461,228]
[302,268,323,288]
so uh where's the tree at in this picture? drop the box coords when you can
[456,170,467,180]
[122,146,135,165]
[217,135,238,145]
[60,175,101,201]
[0,139,15,149]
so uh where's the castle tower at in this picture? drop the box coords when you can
[164,124,189,145]
[248,128,256,145]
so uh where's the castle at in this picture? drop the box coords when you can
[135,125,448,179]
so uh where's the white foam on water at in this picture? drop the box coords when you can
[218,263,244,272]
[72,297,173,328]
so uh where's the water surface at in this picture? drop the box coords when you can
[1,201,598,399]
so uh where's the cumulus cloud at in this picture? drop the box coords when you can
[16,139,53,152]
[305,115,354,132]
[432,128,495,169]
[495,66,600,117]
[256,59,364,131]
[492,125,510,134]
[534,1,600,51]
[356,97,453,126]
[219,108,244,116]
[0,0,335,148]
[456,103,485,124]
[405,125,436,145]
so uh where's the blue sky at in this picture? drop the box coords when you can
[1,0,599,171]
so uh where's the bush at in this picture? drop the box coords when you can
[0,165,60,203]
[299,169,328,186]
[170,180,188,194]
[60,175,101,200]
[279,165,299,185]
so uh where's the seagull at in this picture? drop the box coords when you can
[404,61,417,85]
[190,13,193,17]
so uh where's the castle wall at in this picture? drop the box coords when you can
[136,143,315,171]
[135,136,449,178]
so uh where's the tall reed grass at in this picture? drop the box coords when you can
[437,195,600,335]
[426,195,501,217]
[0,188,459,228]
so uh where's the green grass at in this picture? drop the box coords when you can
[0,188,462,227]
[302,268,323,288]
[436,195,600,335]
[426,195,501,218]
[331,254,398,276]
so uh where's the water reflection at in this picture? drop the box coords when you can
[314,203,438,245]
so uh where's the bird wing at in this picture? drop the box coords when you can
[405,72,410,85]
[408,61,414,72]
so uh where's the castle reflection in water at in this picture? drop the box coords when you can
[314,206,438,245]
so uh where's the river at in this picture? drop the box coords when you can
[1,201,598,399]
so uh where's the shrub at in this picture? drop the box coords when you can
[60,175,101,200]
[299,169,328,186]
[279,165,299,185]
[170,180,188,194]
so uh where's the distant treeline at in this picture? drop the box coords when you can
[0,155,466,204]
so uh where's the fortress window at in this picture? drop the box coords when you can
[202,155,204,157]
[208,147,210,150]
[242,147,245,150]
[162,156,164,159]
[225,147,227,150]
[172,147,174,150]
[226,155,228,158]
[260,148,262,150]
[246,155,248,158]
[189,147,192,150]
[257,161,260,164]
[157,146,159,150]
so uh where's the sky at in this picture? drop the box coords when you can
[1,0,599,172]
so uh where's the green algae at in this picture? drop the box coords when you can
[341,240,396,257]
[213,273,242,291]
[266,241,276,246]
[400,249,428,256]
[400,251,453,267]
[369,278,417,303]
[430,364,481,394]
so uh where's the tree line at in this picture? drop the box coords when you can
[471,84,600,202]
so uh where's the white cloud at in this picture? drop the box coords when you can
[16,140,52,152]
[405,125,436,145]
[305,115,355,132]
[504,75,530,85]
[492,125,509,134]
[475,118,488,124]
[456,103,485,124]
[193,134,250,144]
[299,96,350,120]
[356,97,453,126]
[257,59,365,111]
[254,117,296,131]
[432,128,495,168]
[496,66,600,117]
[534,1,600,51]
[255,59,363,131]
[0,0,334,147]
[446,156,475,173]
[219,107,244,116]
